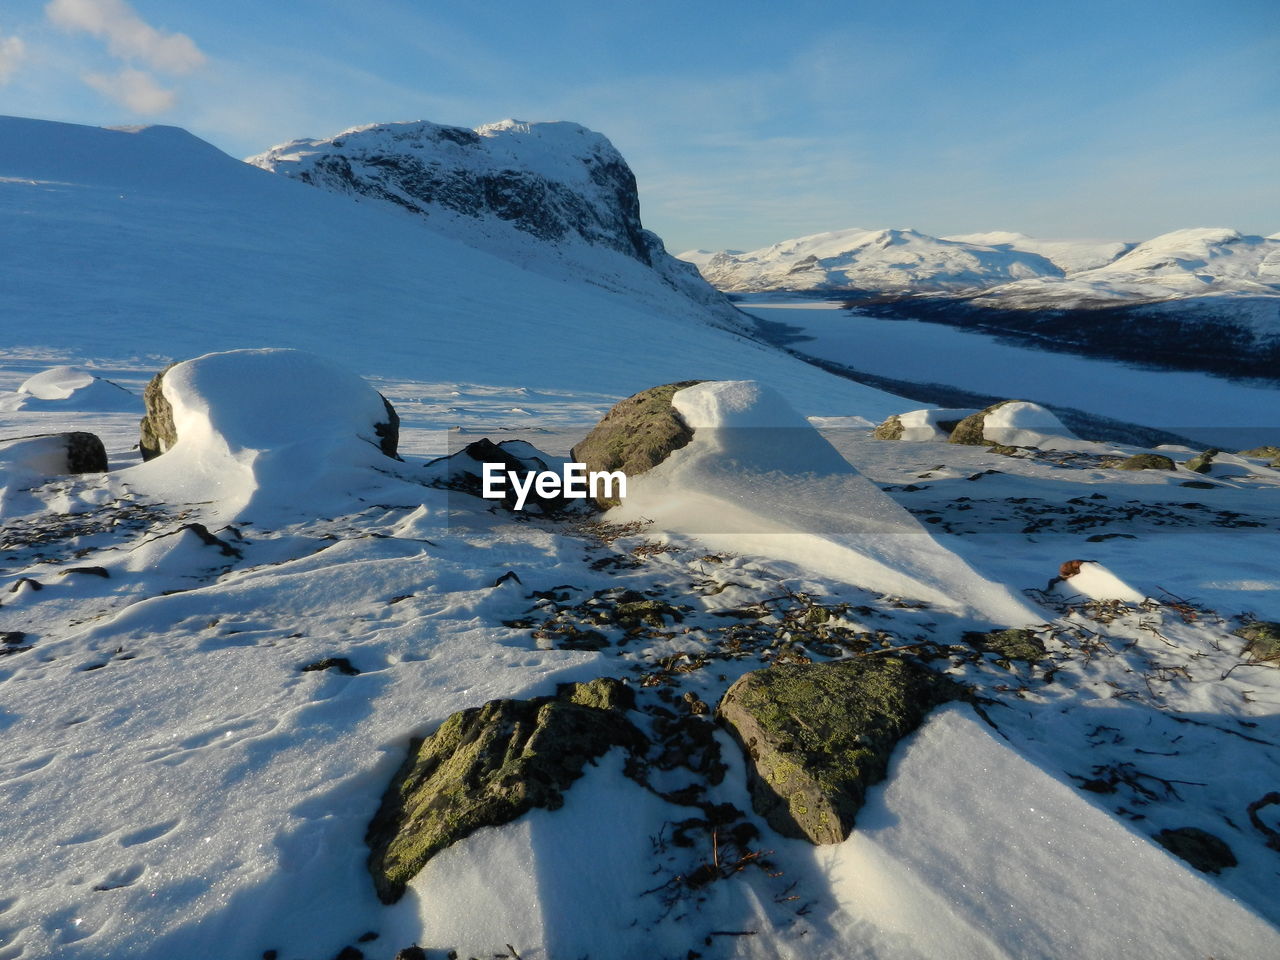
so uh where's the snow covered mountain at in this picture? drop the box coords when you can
[684,227,1063,294]
[683,225,1280,307]
[247,118,730,322]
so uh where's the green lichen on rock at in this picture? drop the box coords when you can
[139,363,179,462]
[1234,622,1280,664]
[948,400,1018,446]
[1237,445,1280,460]
[963,628,1047,663]
[1114,453,1176,471]
[1154,827,1237,874]
[570,381,704,507]
[872,415,904,440]
[716,657,957,845]
[1184,448,1219,474]
[366,677,644,903]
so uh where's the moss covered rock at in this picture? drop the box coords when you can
[1184,448,1219,474]
[963,628,1047,663]
[1114,453,1176,471]
[366,678,644,903]
[717,657,957,845]
[948,400,1020,445]
[570,381,703,506]
[139,364,179,461]
[1154,827,1237,874]
[872,414,904,440]
[1237,445,1280,460]
[1234,622,1280,664]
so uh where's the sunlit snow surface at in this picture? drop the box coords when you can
[3,117,1280,960]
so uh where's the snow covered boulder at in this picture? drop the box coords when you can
[139,352,400,462]
[1114,453,1176,471]
[366,678,645,903]
[0,432,108,475]
[0,365,139,413]
[949,400,1074,448]
[717,657,957,845]
[1051,560,1145,603]
[873,408,977,441]
[571,380,703,506]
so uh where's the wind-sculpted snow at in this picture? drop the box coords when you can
[612,380,1043,624]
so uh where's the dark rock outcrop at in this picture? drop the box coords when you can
[1238,445,1280,460]
[366,677,644,903]
[717,658,957,844]
[1154,827,1237,874]
[0,432,108,473]
[571,381,703,507]
[963,628,1047,663]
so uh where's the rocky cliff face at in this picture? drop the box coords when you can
[249,119,730,320]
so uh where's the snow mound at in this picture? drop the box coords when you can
[1053,561,1146,603]
[983,401,1076,447]
[1,365,141,412]
[612,380,1040,624]
[128,348,399,517]
[820,704,1280,959]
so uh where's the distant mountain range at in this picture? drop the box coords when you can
[679,225,1280,308]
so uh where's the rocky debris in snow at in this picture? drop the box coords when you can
[366,677,646,903]
[962,628,1047,664]
[717,657,957,844]
[301,657,360,675]
[1185,449,1220,474]
[0,431,108,474]
[1155,827,1238,874]
[571,381,704,507]
[1235,622,1280,664]
[1113,453,1176,471]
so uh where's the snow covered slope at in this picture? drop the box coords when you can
[0,115,893,417]
[247,118,733,323]
[942,231,1133,274]
[683,227,1062,294]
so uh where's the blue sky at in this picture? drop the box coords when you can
[1,0,1277,252]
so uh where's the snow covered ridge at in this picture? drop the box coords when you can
[247,118,732,323]
[682,225,1280,305]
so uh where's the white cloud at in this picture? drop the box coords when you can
[84,66,176,114]
[47,0,206,74]
[0,30,25,85]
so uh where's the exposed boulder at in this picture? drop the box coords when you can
[571,381,704,507]
[1235,622,1280,664]
[1154,827,1237,874]
[1114,453,1176,471]
[138,353,401,462]
[949,400,1073,447]
[139,363,178,461]
[872,414,903,440]
[366,677,645,903]
[1237,445,1280,460]
[427,437,568,512]
[0,431,108,474]
[1184,448,1219,474]
[717,657,957,845]
[962,628,1046,663]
